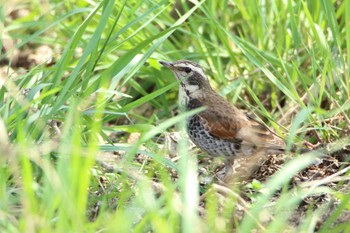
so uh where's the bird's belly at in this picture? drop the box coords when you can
[187,116,238,157]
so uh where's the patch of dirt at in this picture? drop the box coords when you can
[95,131,350,230]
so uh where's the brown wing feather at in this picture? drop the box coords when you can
[237,115,286,150]
[199,108,285,151]
[197,108,242,139]
[195,94,286,153]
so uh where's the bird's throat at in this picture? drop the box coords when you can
[178,87,188,111]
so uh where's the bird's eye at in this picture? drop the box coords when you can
[184,67,191,73]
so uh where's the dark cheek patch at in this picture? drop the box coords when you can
[188,75,198,86]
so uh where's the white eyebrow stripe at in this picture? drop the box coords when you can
[177,63,206,78]
[190,65,206,77]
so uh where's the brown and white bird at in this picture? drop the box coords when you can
[160,60,291,181]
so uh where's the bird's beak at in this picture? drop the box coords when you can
[159,61,175,70]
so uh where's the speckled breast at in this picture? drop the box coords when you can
[187,115,240,157]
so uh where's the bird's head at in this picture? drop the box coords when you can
[159,60,213,99]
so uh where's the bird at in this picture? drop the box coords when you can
[160,60,294,182]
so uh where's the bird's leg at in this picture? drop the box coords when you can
[214,157,234,182]
[224,157,235,177]
[221,157,237,183]
[222,150,267,184]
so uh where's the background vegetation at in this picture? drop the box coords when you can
[1,0,350,232]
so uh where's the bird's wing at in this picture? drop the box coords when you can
[197,108,242,140]
[198,109,285,151]
[237,115,286,150]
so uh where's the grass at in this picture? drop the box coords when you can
[1,0,350,232]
